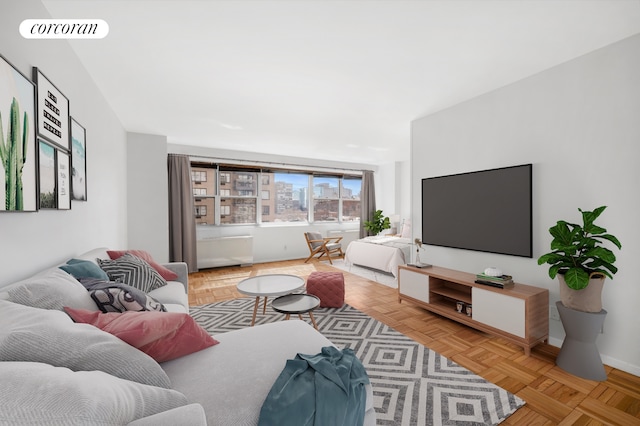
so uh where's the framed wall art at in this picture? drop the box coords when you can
[70,117,87,201]
[57,150,71,210]
[38,139,56,209]
[0,53,37,212]
[33,67,70,151]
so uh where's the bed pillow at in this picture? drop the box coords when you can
[98,253,167,293]
[60,258,110,280]
[65,307,219,363]
[400,219,412,238]
[79,277,166,313]
[108,249,179,281]
[0,300,171,389]
[0,362,187,425]
[3,268,98,311]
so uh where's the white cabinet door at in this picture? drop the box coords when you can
[399,269,429,303]
[472,287,525,338]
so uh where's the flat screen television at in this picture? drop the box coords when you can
[421,164,532,258]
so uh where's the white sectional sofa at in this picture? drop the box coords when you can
[0,247,375,425]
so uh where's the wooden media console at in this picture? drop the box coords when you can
[398,265,549,355]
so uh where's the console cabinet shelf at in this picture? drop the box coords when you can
[398,265,549,355]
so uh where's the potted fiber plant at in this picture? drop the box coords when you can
[537,206,621,312]
[364,209,391,235]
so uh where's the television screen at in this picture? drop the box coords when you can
[421,164,532,258]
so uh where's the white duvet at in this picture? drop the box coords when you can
[344,236,412,277]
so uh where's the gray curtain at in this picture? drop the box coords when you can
[360,170,376,238]
[168,154,198,272]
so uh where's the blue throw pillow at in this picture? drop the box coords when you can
[60,259,110,281]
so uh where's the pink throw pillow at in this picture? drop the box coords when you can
[64,307,219,363]
[107,250,179,281]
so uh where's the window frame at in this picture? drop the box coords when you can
[190,161,362,226]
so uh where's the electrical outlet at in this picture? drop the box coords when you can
[549,305,560,321]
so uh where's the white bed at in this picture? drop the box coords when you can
[344,236,412,277]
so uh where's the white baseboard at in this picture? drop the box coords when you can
[547,337,639,377]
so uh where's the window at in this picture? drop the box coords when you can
[313,176,339,221]
[219,169,258,224]
[191,164,216,225]
[191,170,207,183]
[341,176,361,222]
[191,161,362,226]
[261,172,309,223]
[220,198,256,224]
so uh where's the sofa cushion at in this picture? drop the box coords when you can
[148,281,189,307]
[0,362,188,425]
[161,320,335,425]
[108,249,179,281]
[0,300,171,389]
[127,403,207,426]
[98,253,167,293]
[80,277,166,312]
[1,268,98,311]
[60,258,110,280]
[65,307,219,363]
[163,303,189,313]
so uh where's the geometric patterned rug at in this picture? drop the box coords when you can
[191,298,525,425]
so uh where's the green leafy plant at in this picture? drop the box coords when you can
[0,98,29,210]
[538,206,621,290]
[363,209,391,235]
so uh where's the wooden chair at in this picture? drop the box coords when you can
[304,232,344,265]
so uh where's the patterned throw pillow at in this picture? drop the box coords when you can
[79,278,166,313]
[107,250,179,281]
[97,253,167,293]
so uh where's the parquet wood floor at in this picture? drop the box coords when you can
[189,259,640,425]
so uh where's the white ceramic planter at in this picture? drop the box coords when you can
[558,274,605,313]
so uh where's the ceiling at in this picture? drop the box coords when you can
[41,0,640,165]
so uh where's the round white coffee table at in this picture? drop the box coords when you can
[237,274,305,326]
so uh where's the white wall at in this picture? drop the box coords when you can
[411,34,640,375]
[0,0,128,285]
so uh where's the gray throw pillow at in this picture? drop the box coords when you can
[4,268,98,311]
[98,253,167,293]
[0,362,187,425]
[0,300,171,389]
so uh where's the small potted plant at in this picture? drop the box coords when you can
[537,206,621,312]
[363,209,391,235]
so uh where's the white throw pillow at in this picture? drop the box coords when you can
[4,267,98,311]
[0,300,171,389]
[0,362,188,425]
